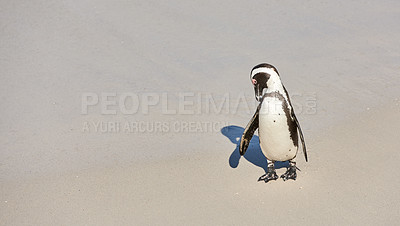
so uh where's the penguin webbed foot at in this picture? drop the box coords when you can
[281,162,297,181]
[258,166,278,183]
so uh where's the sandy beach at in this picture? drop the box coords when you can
[2,102,399,225]
[1,0,400,225]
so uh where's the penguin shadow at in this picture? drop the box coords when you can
[221,125,288,173]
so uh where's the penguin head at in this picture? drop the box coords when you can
[250,63,280,102]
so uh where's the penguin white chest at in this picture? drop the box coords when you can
[258,96,298,161]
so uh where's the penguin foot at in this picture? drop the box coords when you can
[281,163,297,181]
[258,168,278,183]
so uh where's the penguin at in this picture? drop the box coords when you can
[240,63,308,182]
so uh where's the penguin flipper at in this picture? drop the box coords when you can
[282,85,308,162]
[239,105,260,156]
[292,112,308,162]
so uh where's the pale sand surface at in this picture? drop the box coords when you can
[1,0,399,182]
[1,0,400,225]
[1,103,399,225]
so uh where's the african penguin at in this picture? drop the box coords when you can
[240,63,307,182]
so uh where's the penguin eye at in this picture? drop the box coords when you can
[252,79,257,85]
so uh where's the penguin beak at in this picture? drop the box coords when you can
[251,73,270,102]
[252,79,262,102]
[254,84,263,102]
